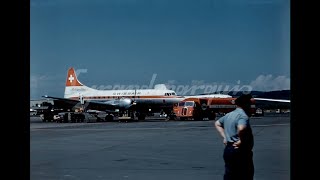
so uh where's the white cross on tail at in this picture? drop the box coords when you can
[68,75,74,83]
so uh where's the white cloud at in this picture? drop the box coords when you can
[30,74,65,99]
[30,74,49,88]
[250,74,290,91]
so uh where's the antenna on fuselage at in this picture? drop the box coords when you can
[79,93,85,112]
[133,88,137,105]
[79,94,84,105]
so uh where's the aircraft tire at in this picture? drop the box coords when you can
[105,114,114,121]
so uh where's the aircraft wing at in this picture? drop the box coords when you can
[253,98,290,103]
[43,95,79,103]
[42,95,117,111]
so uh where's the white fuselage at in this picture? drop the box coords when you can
[64,85,184,106]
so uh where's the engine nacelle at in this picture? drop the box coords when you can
[103,98,135,109]
[118,98,133,109]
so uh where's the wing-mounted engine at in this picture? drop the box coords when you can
[118,97,134,109]
[104,97,135,109]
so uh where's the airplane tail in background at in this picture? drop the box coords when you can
[65,67,83,87]
[64,67,91,98]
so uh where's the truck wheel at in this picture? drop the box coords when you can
[194,116,203,121]
[138,114,145,120]
[208,113,216,120]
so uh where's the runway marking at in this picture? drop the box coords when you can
[30,126,215,131]
[31,123,289,131]
[31,127,189,131]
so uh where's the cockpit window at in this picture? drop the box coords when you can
[178,102,185,106]
[165,92,176,96]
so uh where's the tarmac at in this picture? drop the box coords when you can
[30,113,290,180]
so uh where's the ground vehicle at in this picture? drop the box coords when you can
[40,112,55,122]
[172,97,256,120]
[172,98,215,120]
[255,108,264,116]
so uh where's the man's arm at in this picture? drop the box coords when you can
[233,124,247,148]
[215,120,227,145]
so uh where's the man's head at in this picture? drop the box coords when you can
[235,94,252,115]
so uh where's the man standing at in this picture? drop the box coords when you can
[215,94,254,180]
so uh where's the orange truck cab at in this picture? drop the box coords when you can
[173,98,215,120]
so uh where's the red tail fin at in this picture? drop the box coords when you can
[65,68,83,86]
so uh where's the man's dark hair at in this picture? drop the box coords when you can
[235,94,252,116]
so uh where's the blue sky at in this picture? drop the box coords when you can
[30,0,290,99]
